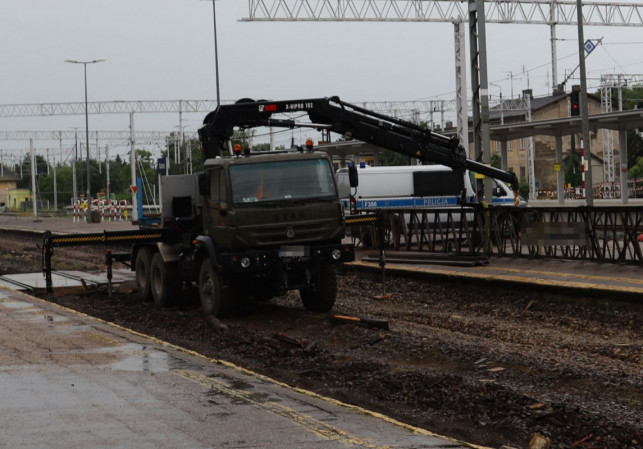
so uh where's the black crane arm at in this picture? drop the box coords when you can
[198,96,519,189]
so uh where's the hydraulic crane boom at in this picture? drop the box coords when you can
[199,96,519,190]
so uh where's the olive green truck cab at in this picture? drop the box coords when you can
[189,150,354,317]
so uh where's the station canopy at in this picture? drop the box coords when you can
[318,109,643,160]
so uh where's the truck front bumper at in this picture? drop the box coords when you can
[222,242,355,274]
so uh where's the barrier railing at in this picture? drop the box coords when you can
[71,200,130,223]
[347,205,643,265]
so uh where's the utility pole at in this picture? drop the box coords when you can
[130,112,138,222]
[65,58,105,202]
[53,157,57,211]
[72,128,79,202]
[212,0,221,106]
[106,144,110,199]
[469,0,492,202]
[576,0,593,206]
[30,139,37,218]
[454,19,469,155]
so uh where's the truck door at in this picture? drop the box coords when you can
[203,167,228,234]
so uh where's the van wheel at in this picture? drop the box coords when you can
[135,247,154,301]
[199,259,235,317]
[150,252,181,307]
[300,264,337,312]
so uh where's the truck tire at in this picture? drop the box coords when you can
[199,259,235,317]
[135,246,155,301]
[299,264,337,312]
[150,252,181,307]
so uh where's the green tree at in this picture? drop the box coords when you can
[629,157,643,179]
[519,177,530,199]
[187,137,204,173]
[16,154,48,189]
[106,155,133,201]
[37,163,74,208]
[490,152,501,169]
[602,87,643,167]
[379,149,412,166]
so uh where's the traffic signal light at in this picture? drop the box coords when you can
[570,89,580,117]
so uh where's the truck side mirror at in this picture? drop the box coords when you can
[198,172,210,197]
[348,164,359,188]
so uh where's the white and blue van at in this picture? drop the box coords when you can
[336,164,526,213]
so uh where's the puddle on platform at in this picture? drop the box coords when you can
[38,313,70,323]
[0,299,37,309]
[229,379,254,391]
[0,299,70,323]
[109,343,201,373]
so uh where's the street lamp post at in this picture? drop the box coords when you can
[211,0,221,106]
[65,58,105,202]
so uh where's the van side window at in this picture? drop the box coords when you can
[413,171,464,196]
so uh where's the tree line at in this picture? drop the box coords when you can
[5,135,203,209]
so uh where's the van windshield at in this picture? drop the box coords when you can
[230,159,337,205]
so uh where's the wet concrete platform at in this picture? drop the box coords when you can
[0,286,478,449]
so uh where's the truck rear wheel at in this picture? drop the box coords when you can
[299,264,337,312]
[150,252,181,307]
[135,247,154,301]
[199,259,235,317]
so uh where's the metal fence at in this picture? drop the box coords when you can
[347,205,643,265]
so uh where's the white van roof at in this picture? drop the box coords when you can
[346,164,455,174]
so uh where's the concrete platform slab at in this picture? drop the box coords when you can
[0,286,481,449]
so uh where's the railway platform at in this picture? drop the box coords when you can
[0,284,477,449]
[354,251,643,302]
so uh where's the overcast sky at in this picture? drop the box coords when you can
[2,0,643,160]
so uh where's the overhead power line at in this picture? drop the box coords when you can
[245,0,643,26]
[0,130,174,144]
[0,100,225,118]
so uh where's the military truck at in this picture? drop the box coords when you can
[43,96,519,317]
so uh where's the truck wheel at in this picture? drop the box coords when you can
[199,259,235,317]
[300,264,337,312]
[135,246,154,301]
[150,252,181,307]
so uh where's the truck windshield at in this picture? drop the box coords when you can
[230,159,337,205]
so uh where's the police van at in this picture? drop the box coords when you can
[336,163,525,213]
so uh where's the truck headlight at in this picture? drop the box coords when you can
[240,257,251,268]
[331,249,342,260]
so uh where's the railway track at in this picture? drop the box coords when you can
[0,227,641,448]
